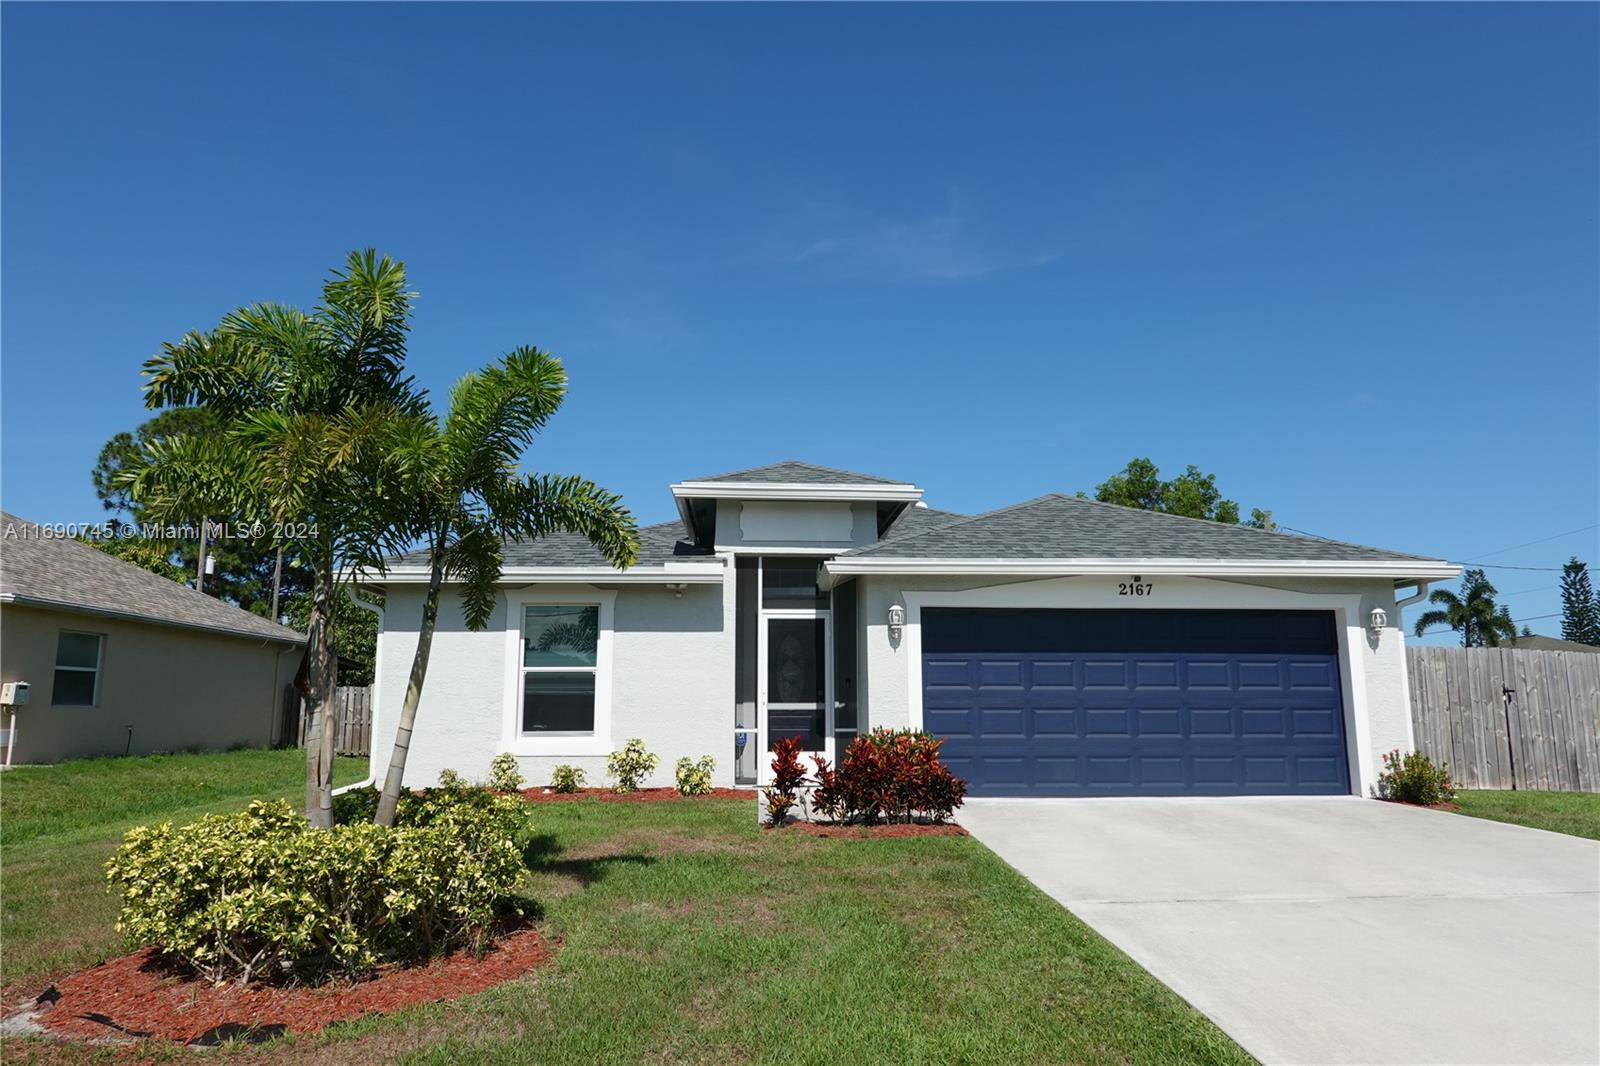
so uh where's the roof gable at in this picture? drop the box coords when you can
[0,514,305,643]
[845,494,1439,564]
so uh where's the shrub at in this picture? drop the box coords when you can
[607,738,659,793]
[762,737,807,825]
[437,767,468,789]
[674,755,716,796]
[1376,749,1456,806]
[488,752,525,793]
[549,764,586,793]
[811,728,967,824]
[105,793,531,985]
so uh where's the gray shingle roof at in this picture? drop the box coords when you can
[388,520,711,569]
[880,505,966,542]
[687,461,909,486]
[0,513,305,644]
[846,494,1440,563]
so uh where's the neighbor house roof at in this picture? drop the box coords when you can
[1504,634,1600,653]
[687,460,909,486]
[825,494,1456,581]
[0,513,305,644]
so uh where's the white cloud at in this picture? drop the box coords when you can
[778,195,1054,282]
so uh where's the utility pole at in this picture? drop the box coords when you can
[271,547,284,619]
[196,516,209,595]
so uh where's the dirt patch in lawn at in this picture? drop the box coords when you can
[776,822,967,838]
[24,926,554,1047]
[520,787,750,803]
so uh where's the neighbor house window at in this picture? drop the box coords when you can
[521,605,599,734]
[52,631,103,706]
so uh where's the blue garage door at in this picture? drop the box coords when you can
[922,609,1349,796]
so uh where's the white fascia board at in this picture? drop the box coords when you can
[669,481,924,504]
[376,563,725,586]
[820,557,1461,587]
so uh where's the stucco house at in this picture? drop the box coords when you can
[366,462,1459,797]
[0,513,304,763]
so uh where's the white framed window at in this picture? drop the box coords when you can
[52,630,104,707]
[502,588,615,757]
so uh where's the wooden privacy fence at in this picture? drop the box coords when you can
[1407,646,1600,792]
[284,685,373,757]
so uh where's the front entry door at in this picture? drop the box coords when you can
[760,612,831,779]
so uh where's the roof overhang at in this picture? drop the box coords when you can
[0,592,306,645]
[374,562,726,586]
[670,480,924,542]
[819,557,1461,589]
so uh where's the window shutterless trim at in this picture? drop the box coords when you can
[501,587,616,758]
[51,629,104,707]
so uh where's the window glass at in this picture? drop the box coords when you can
[524,605,598,668]
[52,631,102,706]
[761,557,827,609]
[522,673,596,733]
[55,632,101,670]
[52,668,98,707]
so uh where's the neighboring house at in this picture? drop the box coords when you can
[0,513,304,763]
[1503,634,1600,653]
[368,462,1459,798]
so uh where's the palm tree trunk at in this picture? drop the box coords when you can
[304,558,339,828]
[374,549,444,827]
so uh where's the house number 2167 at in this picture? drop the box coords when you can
[1118,581,1154,596]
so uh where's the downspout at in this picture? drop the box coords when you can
[1395,581,1432,610]
[332,589,384,797]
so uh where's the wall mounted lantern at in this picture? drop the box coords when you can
[1369,606,1387,638]
[887,604,906,641]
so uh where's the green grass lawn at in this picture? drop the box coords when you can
[1,748,366,990]
[0,751,1252,1065]
[1450,789,1600,840]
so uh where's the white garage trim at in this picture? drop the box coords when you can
[900,576,1376,796]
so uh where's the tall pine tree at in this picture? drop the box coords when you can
[1559,557,1600,645]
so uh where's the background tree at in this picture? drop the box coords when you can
[1093,457,1272,528]
[373,348,636,827]
[1413,568,1518,647]
[1559,557,1600,645]
[124,250,424,827]
[91,407,313,616]
[77,523,188,583]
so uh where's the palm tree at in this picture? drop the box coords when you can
[1413,568,1518,647]
[372,348,636,826]
[124,251,424,827]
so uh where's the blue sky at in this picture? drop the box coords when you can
[3,3,1596,642]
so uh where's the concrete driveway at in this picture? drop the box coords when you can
[959,797,1600,1066]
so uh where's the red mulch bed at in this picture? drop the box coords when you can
[779,822,967,838]
[519,786,750,803]
[29,926,553,1047]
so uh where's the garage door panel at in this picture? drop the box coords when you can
[921,608,1349,797]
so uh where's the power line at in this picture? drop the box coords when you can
[1460,562,1562,572]
[1460,524,1600,561]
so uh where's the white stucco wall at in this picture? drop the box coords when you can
[859,573,1412,796]
[371,577,733,790]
